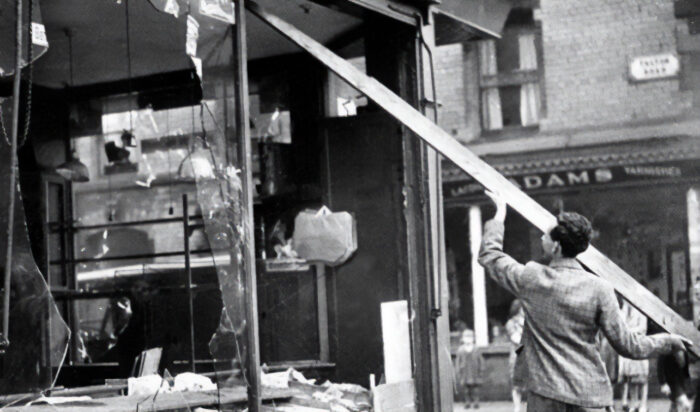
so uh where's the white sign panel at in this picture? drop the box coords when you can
[629,53,679,81]
[31,23,48,47]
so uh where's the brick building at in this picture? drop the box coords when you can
[437,0,700,400]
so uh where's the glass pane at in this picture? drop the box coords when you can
[0,164,70,395]
[495,30,520,74]
[325,56,369,117]
[499,85,522,127]
[250,74,292,143]
[258,269,319,362]
[193,11,251,390]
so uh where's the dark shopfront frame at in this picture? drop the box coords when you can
[1,0,515,410]
[10,3,451,412]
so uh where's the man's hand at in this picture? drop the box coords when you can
[668,334,693,353]
[660,383,671,396]
[485,190,507,222]
[676,394,692,412]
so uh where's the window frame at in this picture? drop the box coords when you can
[477,14,546,136]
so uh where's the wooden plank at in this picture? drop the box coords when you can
[1,387,296,412]
[234,1,262,411]
[246,1,700,356]
[381,301,412,383]
[688,187,700,325]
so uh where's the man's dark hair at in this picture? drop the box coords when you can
[549,212,593,258]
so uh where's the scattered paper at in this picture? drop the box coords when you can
[261,370,291,389]
[290,368,316,385]
[128,374,171,397]
[173,372,217,392]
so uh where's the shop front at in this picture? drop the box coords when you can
[442,136,700,399]
[0,0,520,410]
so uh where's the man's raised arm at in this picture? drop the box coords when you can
[478,191,529,296]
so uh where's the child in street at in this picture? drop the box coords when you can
[456,329,485,409]
[618,300,650,412]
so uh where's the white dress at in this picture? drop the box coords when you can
[617,301,649,383]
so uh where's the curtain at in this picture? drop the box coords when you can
[520,83,540,127]
[519,34,539,126]
[482,88,503,130]
[479,40,502,129]
[479,40,498,76]
[518,33,537,70]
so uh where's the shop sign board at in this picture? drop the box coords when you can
[629,53,679,81]
[445,159,700,199]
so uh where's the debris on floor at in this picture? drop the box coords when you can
[261,368,371,411]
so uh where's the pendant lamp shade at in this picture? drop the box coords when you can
[56,150,89,182]
[55,31,89,183]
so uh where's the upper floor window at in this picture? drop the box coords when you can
[479,8,543,132]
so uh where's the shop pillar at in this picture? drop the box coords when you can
[418,15,454,412]
[365,13,442,412]
[468,205,489,346]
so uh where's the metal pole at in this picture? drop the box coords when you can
[2,0,24,351]
[183,194,196,372]
[233,1,262,410]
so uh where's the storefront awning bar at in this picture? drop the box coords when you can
[314,0,513,41]
[333,0,417,25]
[443,136,700,181]
[246,0,700,355]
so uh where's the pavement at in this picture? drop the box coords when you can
[453,398,674,412]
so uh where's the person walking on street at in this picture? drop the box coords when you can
[455,329,485,410]
[478,191,691,412]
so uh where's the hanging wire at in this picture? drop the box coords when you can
[20,0,33,147]
[166,110,174,215]
[1,0,24,352]
[107,173,114,221]
[67,29,75,94]
[125,0,134,134]
[65,29,77,160]
[0,0,34,147]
